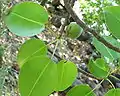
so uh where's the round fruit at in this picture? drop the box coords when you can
[66,22,83,39]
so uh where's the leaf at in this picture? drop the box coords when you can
[66,84,95,96]
[17,39,47,67]
[104,6,120,39]
[93,37,120,62]
[56,60,77,91]
[5,1,48,36]
[88,58,109,78]
[104,36,120,47]
[105,88,120,96]
[19,56,57,96]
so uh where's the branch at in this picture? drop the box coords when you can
[58,13,69,38]
[63,0,120,53]
[41,0,48,6]
[34,35,100,80]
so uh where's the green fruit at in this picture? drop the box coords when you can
[66,22,83,39]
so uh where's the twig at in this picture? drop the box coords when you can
[107,78,115,89]
[48,48,62,61]
[33,36,120,87]
[40,0,48,6]
[33,34,99,80]
[63,0,120,53]
[86,79,104,96]
[78,67,102,80]
[51,40,59,59]
[110,75,120,82]
[58,14,68,39]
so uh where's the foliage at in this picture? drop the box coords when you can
[105,88,120,96]
[5,1,48,36]
[66,84,95,96]
[79,0,115,33]
[93,37,120,62]
[88,58,109,78]
[2,0,120,96]
[56,60,77,91]
[104,6,120,39]
[19,56,57,96]
[17,38,47,67]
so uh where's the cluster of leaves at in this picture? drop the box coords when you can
[3,1,120,96]
[79,0,117,34]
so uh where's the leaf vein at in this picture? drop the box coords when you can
[11,12,41,25]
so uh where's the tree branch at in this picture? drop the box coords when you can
[41,0,48,6]
[63,0,120,53]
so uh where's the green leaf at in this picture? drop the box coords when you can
[88,58,109,78]
[17,39,47,67]
[56,60,77,91]
[5,1,48,36]
[104,6,120,39]
[66,84,95,96]
[93,37,120,62]
[104,36,120,47]
[19,56,57,96]
[105,88,120,96]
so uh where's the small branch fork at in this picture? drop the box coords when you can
[63,0,120,53]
